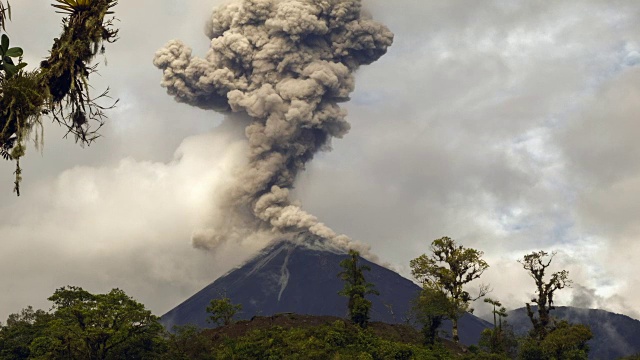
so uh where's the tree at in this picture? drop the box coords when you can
[481,298,505,352]
[410,236,490,343]
[0,0,119,195]
[478,298,517,358]
[411,284,451,345]
[519,251,571,341]
[162,325,214,360]
[519,320,592,360]
[338,249,379,328]
[0,286,166,360]
[518,251,592,360]
[485,298,507,331]
[0,306,53,359]
[540,321,592,360]
[206,296,242,327]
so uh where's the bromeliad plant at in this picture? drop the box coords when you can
[52,0,115,15]
[0,0,119,195]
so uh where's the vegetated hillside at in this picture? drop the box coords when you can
[193,313,469,359]
[508,306,640,360]
[161,237,492,346]
[204,313,423,345]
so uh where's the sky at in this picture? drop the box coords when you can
[1,0,640,322]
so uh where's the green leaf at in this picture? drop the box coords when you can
[1,34,8,52]
[3,62,18,76]
[3,56,13,65]
[52,4,75,12]
[5,47,22,57]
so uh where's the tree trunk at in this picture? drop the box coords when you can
[452,318,460,343]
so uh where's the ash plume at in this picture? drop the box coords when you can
[154,0,393,255]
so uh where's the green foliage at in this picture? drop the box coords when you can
[462,350,511,360]
[42,0,119,144]
[518,320,592,360]
[0,0,118,195]
[206,297,242,327]
[203,320,447,360]
[0,306,53,359]
[0,34,26,78]
[540,320,592,360]
[519,251,571,341]
[410,236,490,343]
[162,325,215,360]
[0,286,166,360]
[0,70,46,194]
[484,298,507,330]
[52,0,116,15]
[338,250,379,328]
[515,251,591,360]
[411,285,451,345]
[478,298,517,358]
[478,324,518,359]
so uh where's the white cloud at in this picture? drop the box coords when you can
[1,0,640,322]
[0,129,260,319]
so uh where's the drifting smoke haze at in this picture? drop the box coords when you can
[153,0,393,255]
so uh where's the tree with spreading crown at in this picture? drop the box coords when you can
[410,236,490,344]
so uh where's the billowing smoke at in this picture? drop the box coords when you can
[153,0,393,255]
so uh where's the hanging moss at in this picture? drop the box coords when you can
[0,71,46,194]
[41,0,119,145]
[0,0,119,195]
[0,71,45,145]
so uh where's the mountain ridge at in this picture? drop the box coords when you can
[161,237,492,346]
[506,306,640,359]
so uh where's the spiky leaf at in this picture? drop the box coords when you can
[52,0,94,14]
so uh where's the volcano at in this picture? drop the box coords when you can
[161,238,491,345]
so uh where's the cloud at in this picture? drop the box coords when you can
[295,0,640,316]
[0,128,265,319]
[1,0,640,322]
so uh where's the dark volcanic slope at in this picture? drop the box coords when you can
[508,306,640,360]
[161,239,491,346]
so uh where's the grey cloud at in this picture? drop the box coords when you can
[295,0,640,315]
[570,284,640,320]
[2,0,640,323]
[0,130,255,320]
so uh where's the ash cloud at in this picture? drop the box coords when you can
[154,0,393,254]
